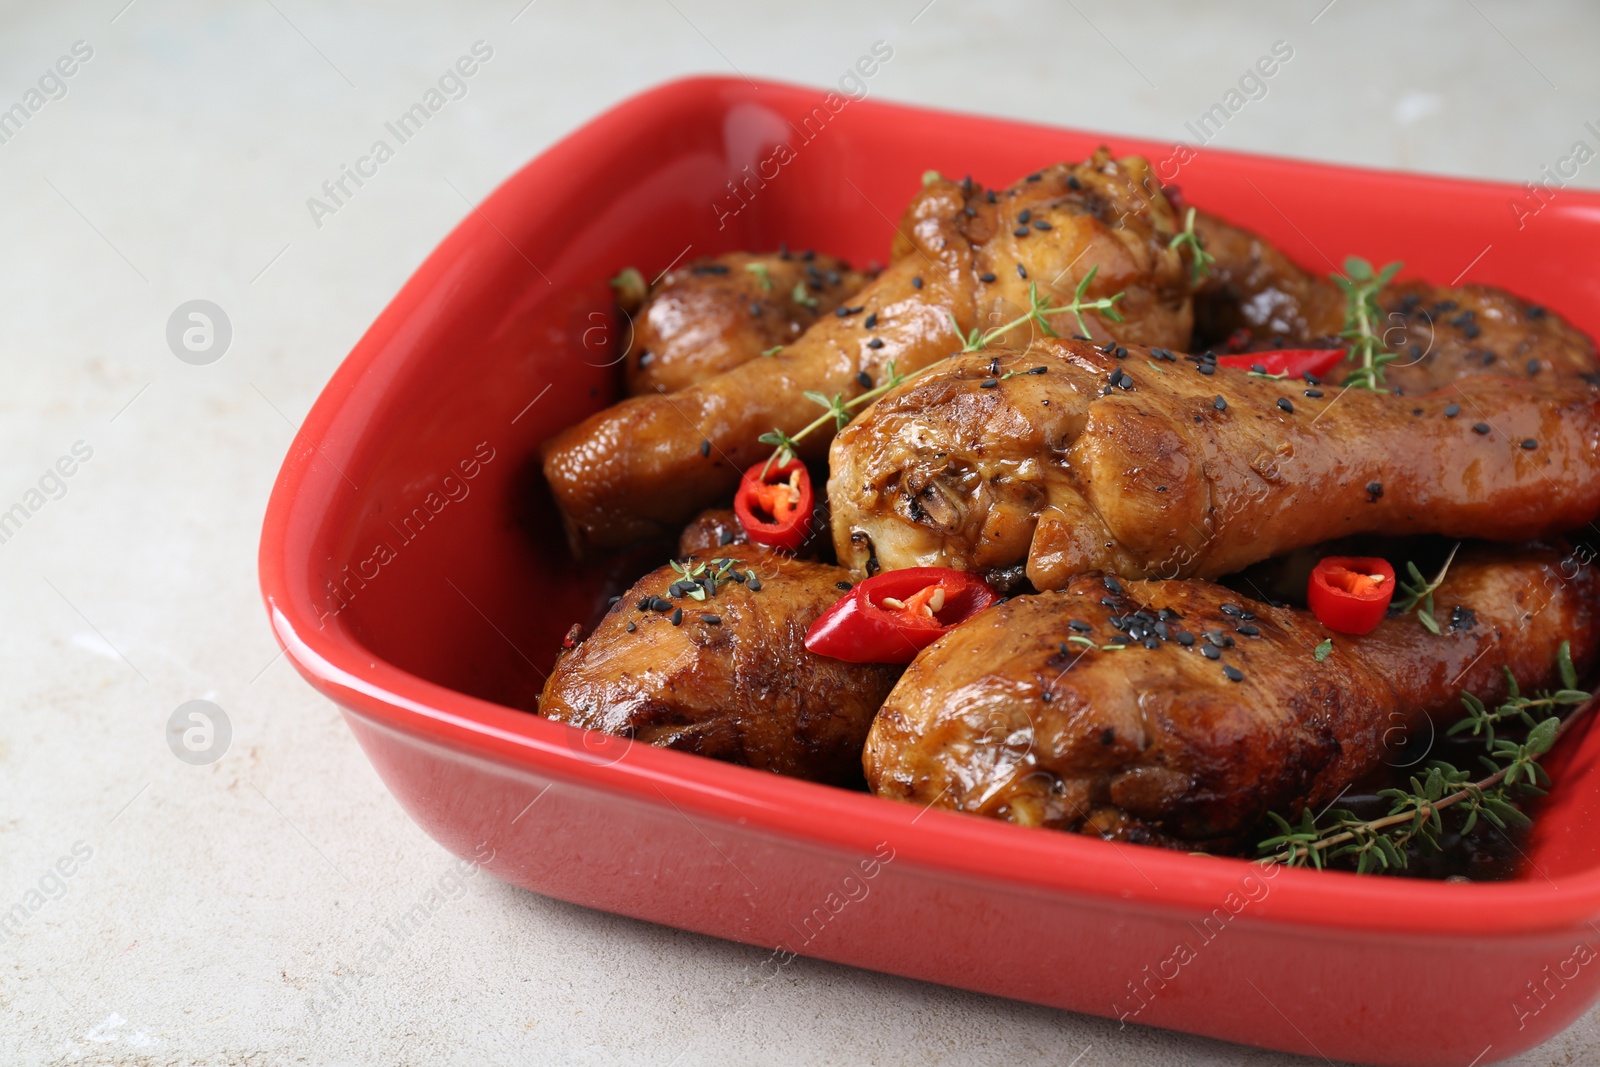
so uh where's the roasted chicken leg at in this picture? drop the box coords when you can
[542,150,1198,555]
[539,545,898,785]
[829,336,1600,586]
[1193,210,1598,393]
[864,544,1600,845]
[617,251,871,396]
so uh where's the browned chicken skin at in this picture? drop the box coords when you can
[829,336,1600,586]
[677,508,748,555]
[864,545,1600,845]
[620,251,871,396]
[542,150,1198,555]
[1193,210,1598,393]
[538,545,898,785]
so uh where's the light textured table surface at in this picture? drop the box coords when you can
[4,2,1598,1064]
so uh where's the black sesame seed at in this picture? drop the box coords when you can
[1522,438,1539,450]
[1223,665,1244,682]
[1014,227,1031,238]
[980,378,999,388]
[653,597,674,612]
[1198,363,1215,375]
[1100,597,1118,608]
[1527,359,1542,376]
[1143,635,1162,649]
[1201,644,1221,660]
[1029,366,1048,375]
[1034,219,1052,230]
[1027,172,1041,182]
[1444,403,1460,418]
[1018,209,1032,224]
[1176,631,1195,646]
[1277,397,1294,414]
[1304,388,1324,398]
[857,371,873,388]
[979,272,997,283]
[836,305,862,318]
[1473,422,1491,435]
[1067,175,1082,190]
[864,312,878,329]
[1367,481,1384,498]
[1100,727,1115,745]
[749,302,763,316]
[626,621,636,632]
[1527,305,1547,319]
[1214,395,1227,411]
[1219,604,1242,617]
[835,581,853,591]
[718,528,735,546]
[911,276,924,289]
[1104,576,1124,594]
[699,439,711,457]
[1412,408,1424,416]
[1069,619,1092,632]
[702,615,721,626]
[608,595,621,606]
[1111,633,1133,644]
[1237,623,1260,636]
[1017,263,1028,279]
[748,577,762,591]
[868,338,885,349]
[670,607,683,625]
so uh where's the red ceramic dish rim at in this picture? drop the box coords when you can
[259,74,1600,943]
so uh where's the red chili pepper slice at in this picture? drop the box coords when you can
[733,459,814,552]
[1307,556,1396,635]
[1216,349,1347,380]
[804,567,999,663]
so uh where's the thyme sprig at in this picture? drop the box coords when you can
[1450,643,1586,746]
[1168,207,1214,286]
[757,359,912,472]
[1065,634,1128,653]
[1394,542,1460,634]
[949,272,1127,352]
[1257,642,1593,873]
[1334,256,1404,392]
[744,262,773,291]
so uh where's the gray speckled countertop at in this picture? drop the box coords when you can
[4,1,1598,1064]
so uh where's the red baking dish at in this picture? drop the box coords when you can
[258,76,1600,1065]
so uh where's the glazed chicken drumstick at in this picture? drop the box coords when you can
[538,545,899,785]
[1192,210,1598,393]
[616,250,871,396]
[542,149,1197,555]
[829,336,1600,586]
[865,544,1600,846]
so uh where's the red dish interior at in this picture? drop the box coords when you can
[260,77,1600,1066]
